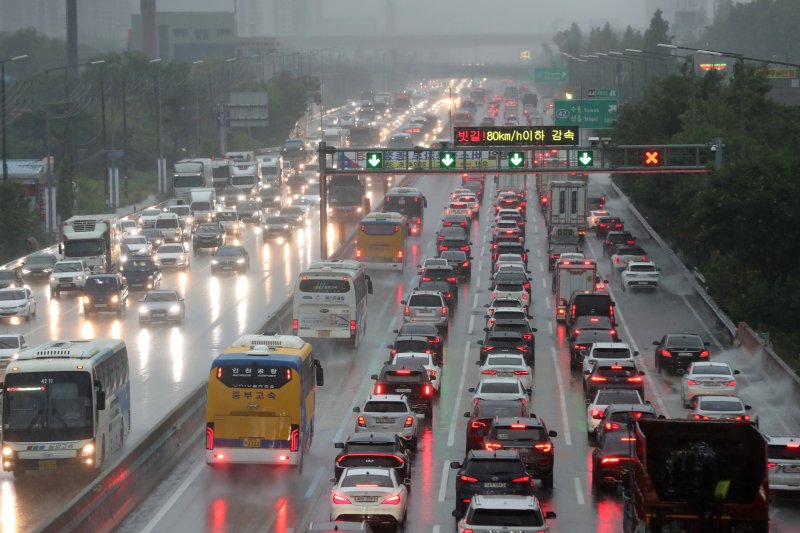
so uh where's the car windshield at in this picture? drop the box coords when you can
[493,426,546,441]
[691,365,731,376]
[409,294,442,307]
[0,290,25,301]
[123,237,147,246]
[340,473,393,488]
[464,458,525,476]
[699,399,742,411]
[54,262,83,273]
[593,348,631,359]
[144,292,178,303]
[601,435,637,455]
[155,218,178,228]
[216,247,244,257]
[440,251,466,261]
[122,259,154,272]
[480,382,519,394]
[486,356,524,366]
[170,206,190,216]
[197,225,220,234]
[394,354,430,366]
[398,324,436,336]
[158,245,183,254]
[0,336,21,349]
[468,508,543,527]
[363,401,407,413]
[141,210,161,217]
[475,400,526,418]
[216,212,237,221]
[492,300,521,309]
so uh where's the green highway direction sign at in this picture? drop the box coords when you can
[533,66,567,83]
[508,151,525,168]
[554,98,619,129]
[440,151,457,168]
[587,88,618,98]
[366,151,383,169]
[577,150,594,167]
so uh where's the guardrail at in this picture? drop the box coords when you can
[39,173,416,532]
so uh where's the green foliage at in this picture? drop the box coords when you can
[0,183,38,262]
[643,9,672,53]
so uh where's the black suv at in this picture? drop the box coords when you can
[492,242,528,264]
[82,273,128,316]
[479,331,532,366]
[120,256,161,291]
[439,250,471,279]
[450,450,534,518]
[603,231,636,255]
[372,364,434,419]
[193,222,226,252]
[333,432,411,484]
[392,324,443,358]
[464,398,528,451]
[653,333,710,374]
[388,335,443,366]
[481,416,558,488]
[584,360,645,400]
[485,319,536,359]
[417,280,457,309]
[566,291,616,329]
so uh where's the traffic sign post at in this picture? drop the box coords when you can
[366,152,383,169]
[508,151,525,168]
[440,152,456,168]
[577,150,594,167]
[533,66,567,83]
[587,88,618,98]
[554,98,619,129]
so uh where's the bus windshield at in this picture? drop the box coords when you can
[2,372,94,442]
[64,240,104,257]
[359,223,400,236]
[299,279,350,293]
[230,176,256,186]
[384,196,422,219]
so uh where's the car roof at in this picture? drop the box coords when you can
[492,415,545,427]
[605,403,657,414]
[465,449,521,460]
[471,494,540,511]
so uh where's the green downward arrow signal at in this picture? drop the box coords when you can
[366,152,383,169]
[440,152,456,168]
[577,150,594,167]
[508,152,525,168]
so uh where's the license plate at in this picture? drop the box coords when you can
[94,304,107,308]
[376,417,395,424]
[355,496,378,503]
[703,381,720,387]
[152,313,166,319]
[678,352,693,357]
[242,438,261,448]
[319,330,330,337]
[635,281,650,285]
[396,387,412,393]
[497,371,513,377]
[484,482,506,488]
[38,460,57,470]
[784,465,800,473]
[223,266,233,270]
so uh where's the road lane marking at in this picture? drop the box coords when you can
[537,248,542,257]
[304,466,324,498]
[679,294,723,350]
[539,262,544,273]
[333,359,379,444]
[448,341,472,446]
[467,315,475,335]
[437,460,450,502]
[476,276,481,289]
[388,316,397,334]
[545,299,551,310]
[574,477,585,505]
[548,322,553,335]
[541,278,546,289]
[140,458,204,533]
[477,259,483,272]
[263,497,290,533]
[432,526,441,533]
[480,246,485,256]
[472,293,478,308]
[550,347,572,446]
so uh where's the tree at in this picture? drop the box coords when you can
[0,182,38,262]
[643,9,672,53]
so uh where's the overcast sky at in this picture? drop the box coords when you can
[148,0,656,34]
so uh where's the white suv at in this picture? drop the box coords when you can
[766,435,800,491]
[455,495,556,532]
[582,342,639,379]
[353,394,419,449]
[49,259,91,296]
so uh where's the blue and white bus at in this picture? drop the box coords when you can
[1,339,130,476]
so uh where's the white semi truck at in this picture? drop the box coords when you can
[61,214,121,273]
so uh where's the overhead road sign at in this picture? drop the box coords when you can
[533,66,567,83]
[554,98,618,129]
[508,152,525,168]
[366,152,383,169]
[767,67,797,79]
[454,126,580,147]
[577,150,594,167]
[227,92,269,128]
[587,88,618,98]
[643,149,662,166]
[440,152,456,168]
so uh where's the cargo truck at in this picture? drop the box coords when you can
[172,158,212,203]
[553,258,597,322]
[61,214,121,273]
[622,419,769,533]
[328,175,367,221]
[189,188,217,227]
[494,173,527,197]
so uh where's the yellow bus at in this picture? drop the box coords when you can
[205,334,323,469]
[355,212,407,270]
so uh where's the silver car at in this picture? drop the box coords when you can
[455,495,555,533]
[766,435,800,491]
[353,394,419,449]
[138,289,185,325]
[0,334,27,377]
[680,362,739,407]
[687,395,752,422]
[154,243,191,270]
[0,288,36,321]
[401,290,449,332]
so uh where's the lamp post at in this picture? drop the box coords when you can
[149,58,165,195]
[1,54,28,182]
[609,51,647,102]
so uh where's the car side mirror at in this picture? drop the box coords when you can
[483,303,489,308]
[483,327,489,332]
[745,405,752,410]
[548,430,558,438]
[704,341,711,347]
[392,329,399,334]
[733,370,740,375]
[386,344,393,349]
[477,340,484,346]
[334,442,344,449]
[531,328,538,332]
[400,300,407,305]
[449,461,462,469]
[583,370,591,375]
[475,361,481,365]
[366,276,374,294]
[370,374,378,380]
[639,370,645,376]
[468,387,476,393]
[633,351,640,356]
[96,390,106,411]
[464,411,471,418]
[527,315,533,319]
[652,341,659,346]
[452,510,459,518]
[329,477,337,484]
[658,415,667,419]
[527,388,533,395]
[315,361,324,386]
[545,511,557,520]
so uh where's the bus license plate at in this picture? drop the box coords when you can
[242,438,261,448]
[38,460,57,470]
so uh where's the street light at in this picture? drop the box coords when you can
[1,54,28,182]
[149,58,165,195]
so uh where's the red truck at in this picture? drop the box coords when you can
[623,419,769,533]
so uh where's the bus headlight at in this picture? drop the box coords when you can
[80,443,95,456]
[2,447,13,457]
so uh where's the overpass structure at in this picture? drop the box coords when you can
[280,32,552,51]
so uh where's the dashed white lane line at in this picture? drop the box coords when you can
[550,347,572,446]
[263,497,290,533]
[437,460,450,502]
[539,262,544,273]
[545,299,551,310]
[467,315,475,335]
[574,477,585,505]
[679,294,723,350]
[448,341,472,447]
[473,293,479,308]
[477,259,483,272]
[541,278,547,289]
[333,368,376,444]
[304,466,324,498]
[432,526,441,533]
[548,322,553,335]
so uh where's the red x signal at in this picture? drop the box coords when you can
[643,150,661,166]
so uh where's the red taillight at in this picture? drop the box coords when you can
[404,416,414,428]
[357,416,366,427]
[442,306,448,315]
[534,442,553,453]
[605,422,621,431]
[374,384,384,394]
[438,245,447,251]
[423,384,433,397]
[462,261,470,267]
[570,304,576,317]
[404,306,410,315]
[481,345,494,352]
[332,494,351,505]
[355,248,362,258]
[381,494,401,505]
[522,333,533,341]
[290,426,300,452]
[512,475,531,483]
[600,457,621,464]
[687,379,700,386]
[724,380,737,387]
[590,376,607,382]
[471,421,486,429]
[627,376,644,383]
[768,462,778,469]
[660,349,672,358]
[396,370,411,375]
[206,423,214,449]
[350,320,356,333]
[459,245,470,251]
[481,369,497,375]
[484,442,502,450]
[459,475,479,482]
[516,346,527,352]
[292,319,298,331]
[699,350,709,358]
[591,409,604,419]
[513,370,529,376]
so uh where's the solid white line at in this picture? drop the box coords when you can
[549,347,572,446]
[437,460,450,502]
[679,294,723,350]
[548,322,553,335]
[140,460,205,533]
[448,341,472,446]
[467,315,475,335]
[388,316,398,334]
[304,466,325,498]
[574,477,585,505]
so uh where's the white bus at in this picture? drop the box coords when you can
[1,339,130,477]
[292,260,373,348]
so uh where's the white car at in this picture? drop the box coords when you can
[138,208,164,228]
[390,352,442,392]
[0,288,36,321]
[121,236,152,258]
[485,306,531,328]
[138,289,185,325]
[353,394,419,447]
[215,208,241,236]
[49,259,91,295]
[585,388,644,440]
[582,342,639,379]
[478,352,533,393]
[589,210,610,230]
[491,253,525,274]
[0,334,27,377]
[119,219,140,236]
[680,362,740,407]
[330,467,409,527]
[556,252,585,263]
[621,261,661,291]
[154,243,191,270]
[688,395,752,422]
[457,494,555,533]
[468,377,528,401]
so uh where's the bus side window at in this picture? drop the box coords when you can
[366,275,374,294]
[314,359,324,386]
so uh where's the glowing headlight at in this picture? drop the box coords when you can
[237,195,245,201]
[80,443,95,456]
[236,258,245,264]
[211,259,219,264]
[11,352,19,360]
[2,447,12,457]
[110,295,119,303]
[169,304,181,314]
[82,296,90,303]
[50,275,57,281]
[139,307,149,314]
[22,269,31,274]
[76,275,84,281]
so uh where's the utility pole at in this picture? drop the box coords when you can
[150,58,165,195]
[1,54,28,182]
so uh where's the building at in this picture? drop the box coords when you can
[234,0,321,37]
[131,12,237,62]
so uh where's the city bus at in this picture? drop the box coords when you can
[355,212,408,270]
[292,260,373,348]
[382,186,428,235]
[1,339,130,476]
[205,334,323,469]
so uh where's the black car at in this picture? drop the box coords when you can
[478,331,531,365]
[236,200,263,224]
[584,360,645,400]
[438,237,471,256]
[436,225,468,244]
[417,280,457,309]
[595,216,624,237]
[492,242,528,264]
[450,450,534,518]
[570,329,619,367]
[592,432,637,486]
[439,250,471,279]
[603,231,636,255]
[481,416,558,488]
[485,319,536,359]
[333,432,411,484]
[569,315,617,338]
[392,323,443,358]
[0,268,25,289]
[566,291,616,329]
[259,185,283,207]
[82,273,128,316]
[262,214,293,240]
[211,245,250,273]
[21,253,58,280]
[388,335,442,366]
[120,256,162,291]
[193,222,226,252]
[464,398,528,451]
[418,266,458,295]
[371,363,434,419]
[653,333,710,374]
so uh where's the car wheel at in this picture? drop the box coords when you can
[656,356,662,372]
[541,473,554,489]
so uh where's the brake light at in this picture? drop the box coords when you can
[355,248,362,259]
[447,277,457,283]
[516,346,527,352]
[686,379,700,386]
[693,414,711,420]
[350,320,357,334]
[590,376,607,382]
[423,384,433,397]
[471,420,486,429]
[699,350,709,358]
[605,422,621,431]
[513,370,529,376]
[481,369,497,375]
[292,319,298,332]
[357,416,366,427]
[786,444,800,449]
[510,423,527,429]
[660,349,672,358]
[534,442,553,453]
[488,319,495,327]
[611,365,623,370]
[484,442,503,450]
[724,380,737,387]
[462,261,470,267]
[522,333,533,341]
[438,245,447,251]
[512,475,531,483]
[290,426,300,452]
[459,245,470,251]
[482,345,494,352]
[574,344,586,351]
[404,306,410,315]
[404,416,414,428]
[600,457,621,464]
[570,304,576,317]
[374,384,384,394]
[768,462,778,468]
[523,282,530,290]
[332,494,351,505]
[381,494,401,505]
[206,423,214,449]
[627,376,644,383]
[396,370,411,375]
[442,306,448,316]
[615,257,619,264]
[459,475,479,482]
